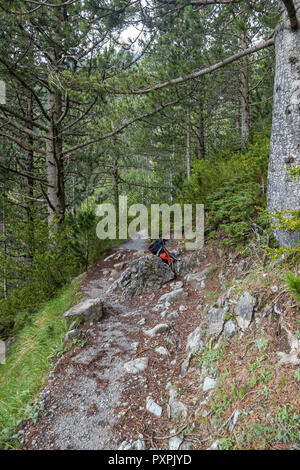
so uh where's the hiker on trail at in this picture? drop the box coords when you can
[148,238,179,270]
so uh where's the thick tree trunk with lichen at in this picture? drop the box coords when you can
[267,1,300,247]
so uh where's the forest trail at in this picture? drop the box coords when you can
[17,238,300,451]
[19,237,200,450]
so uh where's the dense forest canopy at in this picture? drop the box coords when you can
[0,0,299,335]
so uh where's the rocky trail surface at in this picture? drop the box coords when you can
[18,238,300,450]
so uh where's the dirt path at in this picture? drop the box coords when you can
[19,239,206,450]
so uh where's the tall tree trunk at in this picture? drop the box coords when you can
[186,112,191,181]
[46,85,65,231]
[112,157,119,213]
[196,101,205,159]
[2,200,7,299]
[24,95,35,263]
[235,99,241,136]
[240,31,250,147]
[268,1,300,248]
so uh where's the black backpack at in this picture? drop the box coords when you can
[148,238,166,256]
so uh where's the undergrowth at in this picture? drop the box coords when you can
[0,281,79,449]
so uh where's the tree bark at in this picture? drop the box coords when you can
[186,112,191,181]
[2,200,7,299]
[267,1,300,247]
[196,100,205,159]
[112,157,119,212]
[240,31,250,147]
[24,96,35,263]
[46,83,65,230]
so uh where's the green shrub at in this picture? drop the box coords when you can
[285,272,300,305]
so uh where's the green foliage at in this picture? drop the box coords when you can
[285,272,300,305]
[182,135,272,244]
[0,220,78,337]
[67,206,97,270]
[0,281,77,449]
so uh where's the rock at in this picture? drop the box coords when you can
[131,342,140,352]
[160,310,168,318]
[146,397,162,417]
[170,281,183,290]
[181,353,192,374]
[208,307,226,339]
[155,346,169,355]
[118,439,146,450]
[104,253,116,262]
[144,323,170,337]
[207,440,219,450]
[166,310,179,319]
[152,303,166,312]
[169,436,194,450]
[185,266,210,290]
[235,292,256,331]
[63,298,103,323]
[177,252,204,275]
[167,388,188,419]
[228,410,240,433]
[169,436,183,450]
[224,320,237,340]
[124,357,149,374]
[113,262,125,270]
[203,377,216,392]
[236,259,247,275]
[158,288,188,305]
[108,255,175,299]
[277,326,300,365]
[63,329,84,345]
[186,326,204,354]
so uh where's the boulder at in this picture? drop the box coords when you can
[170,281,183,290]
[124,357,149,374]
[228,410,240,433]
[146,397,162,417]
[144,323,170,337]
[118,440,146,450]
[206,440,219,450]
[224,320,237,340]
[235,292,256,331]
[203,376,216,392]
[63,298,103,323]
[186,326,204,354]
[108,255,175,299]
[185,265,211,290]
[167,388,188,419]
[177,252,204,276]
[169,436,194,450]
[277,326,300,365]
[63,329,84,345]
[207,307,226,339]
[155,346,169,355]
[158,288,188,305]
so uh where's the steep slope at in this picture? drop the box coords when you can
[17,240,300,450]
